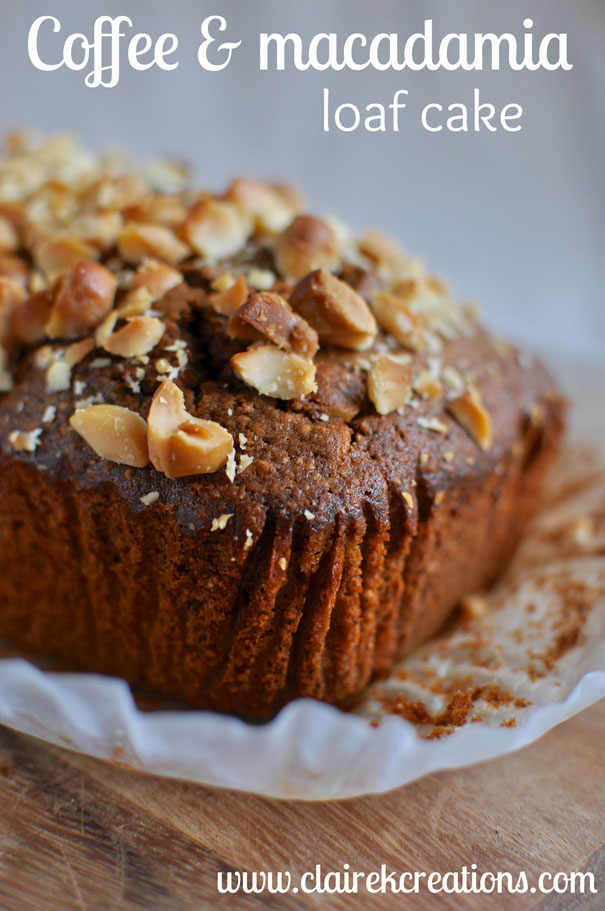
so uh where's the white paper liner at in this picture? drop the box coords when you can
[0,355,603,799]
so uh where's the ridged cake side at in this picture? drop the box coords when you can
[0,340,564,718]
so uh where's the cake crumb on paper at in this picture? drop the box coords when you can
[356,444,605,739]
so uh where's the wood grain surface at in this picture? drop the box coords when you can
[0,700,603,911]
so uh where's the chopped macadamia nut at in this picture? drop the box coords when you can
[424,275,449,297]
[45,358,71,393]
[289,269,377,350]
[103,316,165,358]
[237,453,254,474]
[64,336,94,366]
[273,183,306,215]
[417,416,448,435]
[148,379,233,478]
[211,513,233,531]
[358,229,409,271]
[126,194,188,228]
[94,311,118,347]
[42,341,92,392]
[0,216,19,252]
[0,276,27,349]
[208,275,249,317]
[70,404,149,467]
[75,393,105,409]
[130,258,182,300]
[371,292,426,352]
[402,491,414,510]
[228,291,319,358]
[183,199,250,261]
[441,364,465,392]
[211,272,235,292]
[274,215,340,281]
[155,358,171,374]
[9,428,42,452]
[10,289,53,345]
[368,354,413,415]
[115,286,154,319]
[34,235,98,281]
[529,401,545,427]
[0,252,29,287]
[247,268,276,290]
[118,222,189,265]
[225,447,236,483]
[29,271,48,294]
[26,187,78,240]
[71,211,123,251]
[140,491,159,507]
[447,387,493,450]
[93,174,148,210]
[413,369,443,400]
[231,345,317,399]
[226,178,303,233]
[46,259,116,339]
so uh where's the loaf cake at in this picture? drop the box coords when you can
[0,133,565,719]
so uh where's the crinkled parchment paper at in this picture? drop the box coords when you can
[0,356,603,799]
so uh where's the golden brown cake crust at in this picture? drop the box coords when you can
[0,135,565,718]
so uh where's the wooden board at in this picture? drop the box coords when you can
[0,700,603,911]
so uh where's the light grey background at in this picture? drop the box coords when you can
[2,0,603,361]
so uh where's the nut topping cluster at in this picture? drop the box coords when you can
[1,132,504,483]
